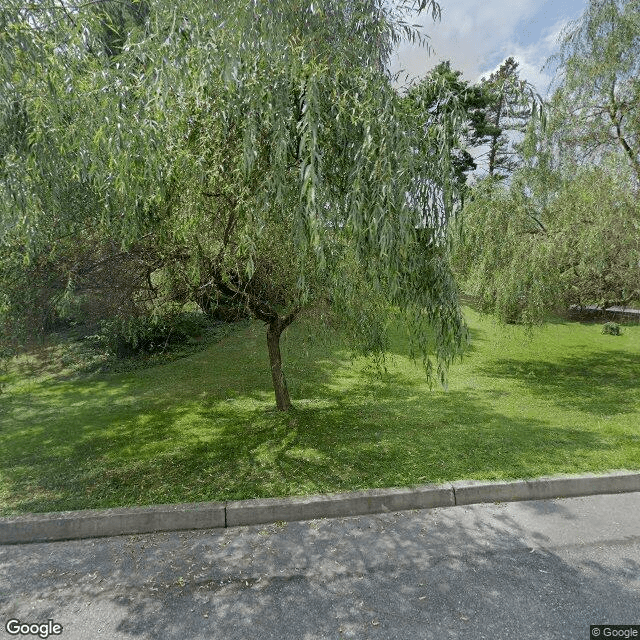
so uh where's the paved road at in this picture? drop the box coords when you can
[2,493,639,640]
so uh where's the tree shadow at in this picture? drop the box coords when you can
[1,318,636,516]
[477,350,640,415]
[0,361,614,515]
[2,497,639,639]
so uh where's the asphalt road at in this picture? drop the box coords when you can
[2,492,639,640]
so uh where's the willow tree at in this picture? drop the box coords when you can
[452,118,640,324]
[548,0,640,182]
[452,0,640,325]
[1,0,467,410]
[406,61,495,207]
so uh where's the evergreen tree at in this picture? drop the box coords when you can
[479,57,540,180]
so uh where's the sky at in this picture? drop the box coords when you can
[389,0,589,96]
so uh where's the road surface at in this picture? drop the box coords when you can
[2,492,639,639]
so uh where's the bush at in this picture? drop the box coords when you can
[97,311,214,358]
[602,321,621,336]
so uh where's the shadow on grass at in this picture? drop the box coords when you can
[2,318,637,516]
[478,350,640,415]
[0,361,615,515]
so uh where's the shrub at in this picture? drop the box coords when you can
[97,311,214,358]
[602,321,621,336]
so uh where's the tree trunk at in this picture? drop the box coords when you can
[488,94,504,178]
[267,319,293,411]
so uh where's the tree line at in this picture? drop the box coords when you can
[452,0,640,323]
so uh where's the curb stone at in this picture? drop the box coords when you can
[1,470,639,545]
[0,501,226,546]
[452,470,640,505]
[226,483,454,527]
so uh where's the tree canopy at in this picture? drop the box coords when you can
[453,157,640,323]
[478,56,542,180]
[1,0,468,409]
[548,0,640,182]
[452,0,640,324]
[406,61,494,203]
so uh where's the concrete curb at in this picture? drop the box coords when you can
[1,470,639,545]
[226,483,455,527]
[452,470,640,505]
[0,501,226,546]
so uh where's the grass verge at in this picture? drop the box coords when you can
[1,308,639,516]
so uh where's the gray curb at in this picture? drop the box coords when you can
[0,501,226,546]
[226,483,454,527]
[1,470,639,545]
[452,470,640,505]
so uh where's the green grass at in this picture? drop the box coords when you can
[1,308,639,516]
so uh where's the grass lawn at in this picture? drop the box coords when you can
[1,308,639,516]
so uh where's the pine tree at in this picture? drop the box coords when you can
[480,57,538,180]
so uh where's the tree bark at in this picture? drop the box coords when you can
[267,318,293,411]
[208,267,300,410]
[488,93,504,178]
[613,118,640,183]
[608,81,640,183]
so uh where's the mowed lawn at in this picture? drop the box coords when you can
[1,308,639,516]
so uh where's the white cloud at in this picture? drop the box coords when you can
[391,0,540,84]
[390,1,583,97]
[475,16,574,96]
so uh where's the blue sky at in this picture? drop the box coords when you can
[390,0,589,95]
